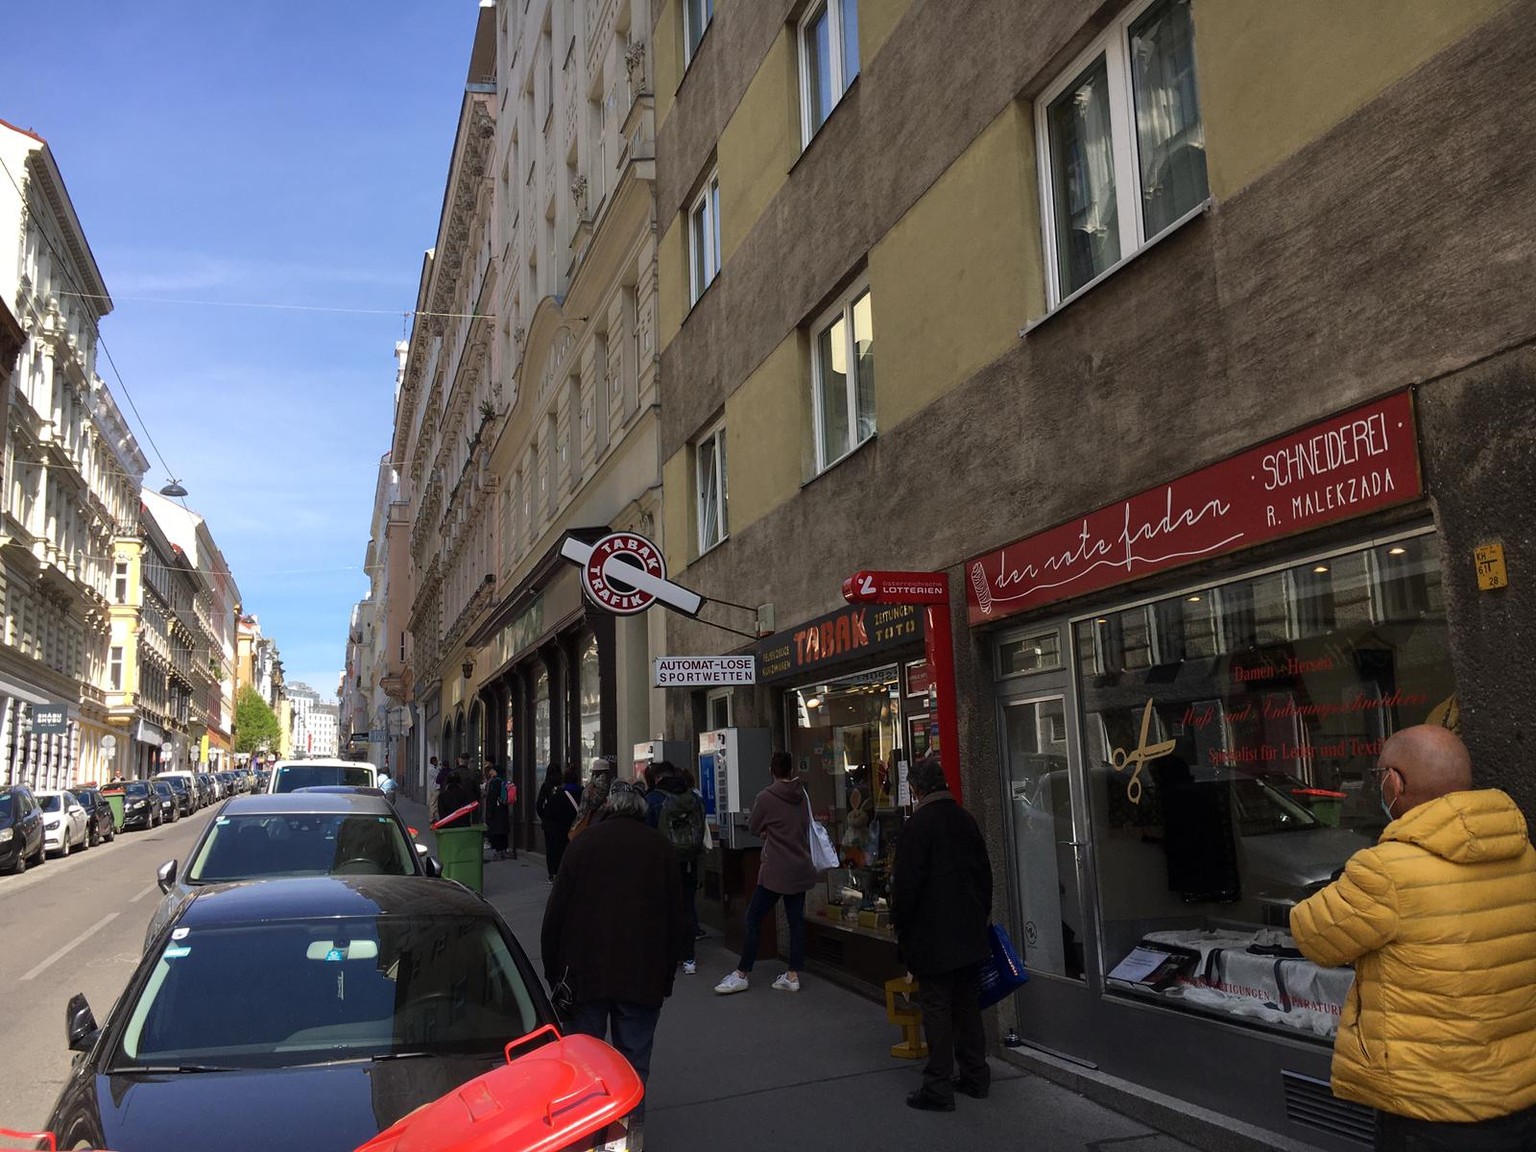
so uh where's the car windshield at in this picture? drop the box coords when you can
[0,793,12,819]
[114,916,541,1069]
[273,765,375,793]
[1228,776,1319,835]
[186,814,419,882]
[124,782,149,798]
[38,794,62,812]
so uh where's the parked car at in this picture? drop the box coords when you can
[47,875,565,1152]
[0,784,46,874]
[73,787,116,847]
[115,780,160,832]
[144,791,439,946]
[266,758,379,793]
[154,771,200,813]
[36,790,90,857]
[155,774,194,817]
[150,780,179,824]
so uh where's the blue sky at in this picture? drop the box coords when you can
[4,3,484,693]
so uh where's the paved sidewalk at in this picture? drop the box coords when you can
[400,798,1205,1152]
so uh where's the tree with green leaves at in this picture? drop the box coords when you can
[234,685,282,755]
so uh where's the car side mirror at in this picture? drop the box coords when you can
[156,859,178,894]
[421,854,441,878]
[66,993,98,1052]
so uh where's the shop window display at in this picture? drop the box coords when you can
[788,667,909,939]
[1076,534,1453,1038]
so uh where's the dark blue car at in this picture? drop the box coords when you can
[46,876,563,1152]
[0,784,46,874]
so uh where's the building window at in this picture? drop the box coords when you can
[114,559,129,603]
[1065,532,1451,1038]
[1037,0,1208,305]
[688,169,721,304]
[810,284,875,472]
[684,0,714,64]
[578,633,600,766]
[695,421,728,554]
[109,645,124,692]
[799,0,859,145]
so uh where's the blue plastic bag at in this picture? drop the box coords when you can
[978,922,1030,1008]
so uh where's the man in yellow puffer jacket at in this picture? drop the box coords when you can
[1291,725,1536,1151]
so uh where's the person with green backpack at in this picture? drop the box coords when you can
[645,760,706,975]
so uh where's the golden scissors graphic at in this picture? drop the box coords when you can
[1110,699,1178,805]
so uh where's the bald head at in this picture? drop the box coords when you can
[1380,725,1471,814]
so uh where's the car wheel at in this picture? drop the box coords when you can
[79,826,90,851]
[58,834,69,858]
[31,837,45,866]
[9,847,23,874]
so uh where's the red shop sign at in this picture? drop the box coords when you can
[966,390,1422,626]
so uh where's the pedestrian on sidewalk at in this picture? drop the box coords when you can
[891,755,993,1113]
[1290,725,1536,1151]
[714,750,816,995]
[541,778,687,1110]
[569,758,613,841]
[536,763,580,880]
[645,760,706,975]
[436,770,476,828]
[483,760,511,860]
[427,756,445,820]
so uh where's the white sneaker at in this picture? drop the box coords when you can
[714,971,749,995]
[772,973,801,992]
[683,961,697,975]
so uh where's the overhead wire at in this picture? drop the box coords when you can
[0,151,183,490]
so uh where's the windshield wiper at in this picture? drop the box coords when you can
[120,1063,238,1074]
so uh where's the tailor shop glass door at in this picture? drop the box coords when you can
[998,678,1103,1064]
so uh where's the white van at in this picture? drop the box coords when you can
[265,758,379,794]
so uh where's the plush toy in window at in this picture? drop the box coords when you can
[841,786,873,867]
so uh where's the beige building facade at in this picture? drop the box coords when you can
[650,1,1536,1147]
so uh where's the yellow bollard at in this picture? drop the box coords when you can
[884,975,927,1059]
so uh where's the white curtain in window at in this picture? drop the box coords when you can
[1130,0,1208,237]
[1048,56,1119,296]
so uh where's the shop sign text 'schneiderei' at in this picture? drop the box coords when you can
[966,391,1422,626]
[755,603,922,683]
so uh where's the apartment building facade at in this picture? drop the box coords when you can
[0,119,146,789]
[388,0,668,841]
[650,1,1536,1147]
[128,497,216,778]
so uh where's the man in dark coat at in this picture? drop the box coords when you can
[644,760,705,974]
[542,778,687,1107]
[891,756,993,1112]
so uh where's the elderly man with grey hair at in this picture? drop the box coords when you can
[541,776,687,1116]
[891,755,993,1112]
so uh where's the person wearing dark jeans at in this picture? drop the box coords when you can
[541,780,686,1118]
[891,756,994,1112]
[713,751,817,995]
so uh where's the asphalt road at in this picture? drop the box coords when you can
[0,805,215,1131]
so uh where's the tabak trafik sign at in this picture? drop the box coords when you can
[966,391,1422,626]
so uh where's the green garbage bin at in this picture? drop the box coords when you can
[104,790,126,832]
[436,825,486,894]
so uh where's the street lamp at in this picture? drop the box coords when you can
[158,479,189,498]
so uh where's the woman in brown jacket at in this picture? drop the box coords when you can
[714,751,818,994]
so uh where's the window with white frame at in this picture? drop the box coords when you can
[799,0,859,145]
[810,284,875,472]
[695,421,728,554]
[685,0,714,64]
[688,169,721,303]
[1037,0,1208,305]
[109,645,124,692]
